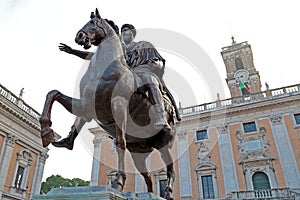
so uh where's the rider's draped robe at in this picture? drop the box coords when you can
[124,41,166,79]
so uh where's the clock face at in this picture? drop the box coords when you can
[234,69,249,82]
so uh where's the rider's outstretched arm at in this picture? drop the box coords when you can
[59,43,94,60]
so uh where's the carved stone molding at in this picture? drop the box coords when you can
[236,126,275,164]
[177,132,187,141]
[235,131,243,150]
[39,152,49,164]
[6,134,18,147]
[217,124,228,135]
[270,114,282,124]
[93,137,104,145]
[17,149,34,166]
[90,127,110,145]
[197,142,210,163]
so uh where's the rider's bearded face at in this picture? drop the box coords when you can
[121,28,135,45]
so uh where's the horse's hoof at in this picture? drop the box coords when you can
[41,127,54,147]
[165,193,174,200]
[52,138,74,150]
[111,180,124,192]
[165,187,174,200]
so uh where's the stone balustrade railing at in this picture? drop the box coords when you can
[227,188,300,200]
[0,84,40,120]
[179,83,300,116]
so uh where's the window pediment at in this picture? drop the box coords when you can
[195,162,216,172]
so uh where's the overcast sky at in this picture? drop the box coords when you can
[1,0,300,182]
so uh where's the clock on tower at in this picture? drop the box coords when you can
[221,38,262,98]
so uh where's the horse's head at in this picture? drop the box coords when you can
[75,8,108,49]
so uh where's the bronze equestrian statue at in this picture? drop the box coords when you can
[39,8,179,200]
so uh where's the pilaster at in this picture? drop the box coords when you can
[176,131,192,199]
[89,127,109,186]
[0,134,18,190]
[270,114,300,188]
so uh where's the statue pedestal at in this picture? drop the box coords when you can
[33,186,165,200]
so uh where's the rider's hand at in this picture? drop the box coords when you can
[59,43,73,54]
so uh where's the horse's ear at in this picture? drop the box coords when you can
[90,12,95,19]
[95,8,101,18]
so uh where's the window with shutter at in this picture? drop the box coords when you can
[252,172,271,190]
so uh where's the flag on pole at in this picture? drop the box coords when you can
[239,81,250,95]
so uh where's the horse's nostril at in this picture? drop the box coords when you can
[75,32,86,44]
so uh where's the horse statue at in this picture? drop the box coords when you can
[39,8,177,200]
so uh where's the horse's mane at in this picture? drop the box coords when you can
[105,19,119,35]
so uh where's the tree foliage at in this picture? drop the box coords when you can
[40,175,89,194]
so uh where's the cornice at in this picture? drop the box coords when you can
[0,96,40,132]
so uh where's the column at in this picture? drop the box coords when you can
[89,128,108,186]
[270,114,300,188]
[176,131,192,199]
[217,125,239,195]
[0,134,18,193]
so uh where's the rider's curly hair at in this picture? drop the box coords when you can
[121,24,136,37]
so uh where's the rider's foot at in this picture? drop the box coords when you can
[153,105,171,131]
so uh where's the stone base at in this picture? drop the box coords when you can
[33,186,165,200]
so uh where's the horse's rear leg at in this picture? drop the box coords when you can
[52,117,86,150]
[160,147,175,200]
[111,96,127,191]
[130,152,153,192]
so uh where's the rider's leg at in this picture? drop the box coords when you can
[143,76,171,130]
[52,117,86,150]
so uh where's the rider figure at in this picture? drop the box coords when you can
[58,23,181,131]
[120,24,170,130]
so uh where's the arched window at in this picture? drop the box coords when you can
[235,58,244,70]
[252,172,271,190]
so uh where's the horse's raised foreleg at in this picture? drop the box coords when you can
[40,90,66,147]
[52,117,86,150]
[39,90,86,147]
[130,152,153,192]
[111,96,127,191]
[160,147,175,200]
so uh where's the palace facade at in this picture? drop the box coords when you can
[89,39,300,199]
[0,85,50,200]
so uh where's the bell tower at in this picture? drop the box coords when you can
[221,37,262,98]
